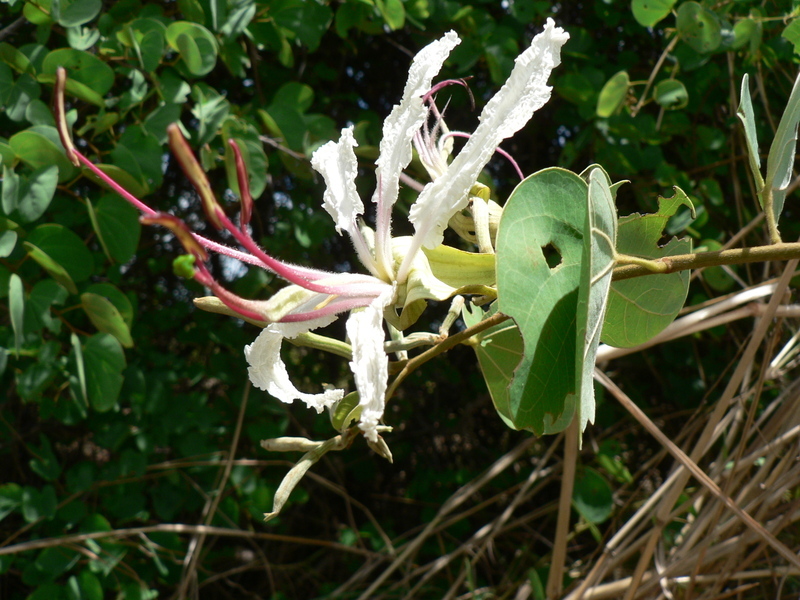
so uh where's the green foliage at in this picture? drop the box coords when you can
[2,0,800,597]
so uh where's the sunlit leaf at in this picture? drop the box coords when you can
[631,0,676,27]
[596,71,629,118]
[82,292,134,348]
[677,2,722,54]
[602,188,694,348]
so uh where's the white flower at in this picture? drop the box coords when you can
[245,20,569,439]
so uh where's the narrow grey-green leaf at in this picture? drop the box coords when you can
[765,70,800,226]
[576,168,617,434]
[596,71,629,118]
[737,74,764,193]
[70,332,88,406]
[9,273,24,354]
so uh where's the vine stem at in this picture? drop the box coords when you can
[612,241,800,281]
[385,311,509,401]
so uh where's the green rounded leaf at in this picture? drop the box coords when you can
[166,21,218,76]
[81,292,134,348]
[677,2,722,54]
[54,0,102,27]
[82,333,126,412]
[9,126,79,182]
[41,48,115,95]
[631,0,677,27]
[88,194,141,264]
[573,467,613,524]
[23,241,77,295]
[596,70,629,118]
[25,223,94,285]
[654,79,688,110]
[602,188,694,347]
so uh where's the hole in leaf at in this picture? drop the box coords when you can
[542,243,562,269]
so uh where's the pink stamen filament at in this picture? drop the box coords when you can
[443,132,524,180]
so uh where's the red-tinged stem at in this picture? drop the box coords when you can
[74,152,158,217]
[215,211,385,297]
[279,295,377,322]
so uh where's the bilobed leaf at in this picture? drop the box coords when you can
[497,168,587,435]
[81,292,134,348]
[16,165,59,223]
[576,168,617,434]
[53,0,102,27]
[462,302,524,430]
[25,223,93,284]
[602,188,694,348]
[82,333,126,412]
[165,21,218,76]
[596,71,629,118]
[677,2,722,54]
[375,0,405,30]
[9,126,79,182]
[631,0,676,27]
[0,42,33,74]
[737,74,764,192]
[654,79,688,110]
[41,47,115,95]
[765,70,800,228]
[90,195,141,266]
[24,241,77,294]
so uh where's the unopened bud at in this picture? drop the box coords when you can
[228,140,253,226]
[140,212,208,262]
[167,124,224,229]
[53,68,80,167]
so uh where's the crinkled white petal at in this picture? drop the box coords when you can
[245,315,344,413]
[372,31,461,276]
[310,127,362,236]
[407,19,569,252]
[346,287,395,442]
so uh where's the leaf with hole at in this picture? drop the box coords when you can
[496,168,587,435]
[602,188,694,348]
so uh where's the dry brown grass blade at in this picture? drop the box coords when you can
[546,415,578,599]
[596,370,800,570]
[352,436,537,600]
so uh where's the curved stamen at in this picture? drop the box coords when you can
[443,132,524,180]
